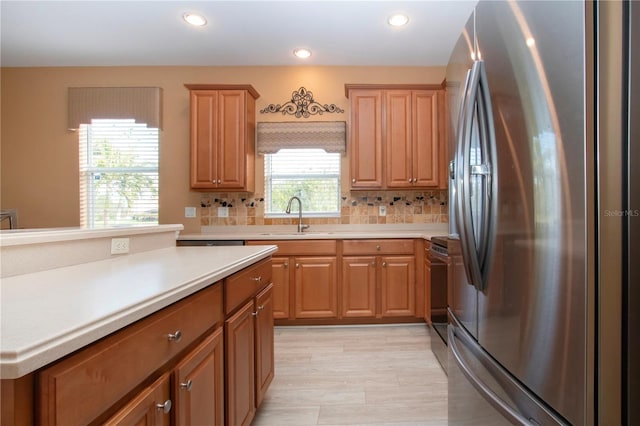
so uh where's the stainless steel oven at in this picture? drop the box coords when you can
[429,236,450,374]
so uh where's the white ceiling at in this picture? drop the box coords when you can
[0,1,476,67]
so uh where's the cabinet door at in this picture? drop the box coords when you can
[294,257,338,319]
[174,327,224,426]
[254,284,274,407]
[271,257,290,319]
[190,90,219,189]
[217,90,247,189]
[412,90,439,187]
[225,301,256,426]
[385,90,413,188]
[341,256,377,318]
[103,373,171,426]
[349,90,383,188]
[380,255,416,317]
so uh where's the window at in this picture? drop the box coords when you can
[79,119,159,227]
[264,149,340,216]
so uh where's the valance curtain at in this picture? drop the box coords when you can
[68,87,162,130]
[256,121,346,154]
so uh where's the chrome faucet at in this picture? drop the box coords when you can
[285,196,310,233]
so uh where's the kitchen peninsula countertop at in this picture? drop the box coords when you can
[179,223,449,241]
[0,244,277,379]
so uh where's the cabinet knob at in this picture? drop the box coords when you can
[284,262,289,268]
[180,380,193,392]
[295,263,300,268]
[251,276,262,282]
[156,400,172,414]
[413,178,418,183]
[352,178,356,183]
[376,245,381,251]
[252,311,259,316]
[258,305,265,311]
[167,330,182,342]
[382,262,387,267]
[371,261,376,266]
[408,178,412,183]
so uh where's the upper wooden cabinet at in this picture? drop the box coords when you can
[348,89,383,189]
[185,84,259,192]
[346,84,446,190]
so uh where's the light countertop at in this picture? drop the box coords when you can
[0,244,277,379]
[179,223,449,241]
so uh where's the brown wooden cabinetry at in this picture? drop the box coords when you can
[246,240,338,321]
[104,373,172,426]
[6,258,275,426]
[224,262,274,426]
[347,89,383,188]
[185,84,259,192]
[385,90,439,188]
[346,84,445,190]
[342,239,416,318]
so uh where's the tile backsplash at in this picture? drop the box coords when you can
[199,190,448,226]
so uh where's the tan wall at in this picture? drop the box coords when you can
[0,66,445,232]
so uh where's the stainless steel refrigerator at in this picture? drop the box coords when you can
[445,1,637,424]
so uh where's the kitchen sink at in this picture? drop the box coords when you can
[258,231,335,236]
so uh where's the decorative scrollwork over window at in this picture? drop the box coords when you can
[260,87,344,118]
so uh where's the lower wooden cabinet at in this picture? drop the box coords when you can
[270,257,290,319]
[341,256,377,318]
[225,283,274,426]
[380,255,416,317]
[225,300,256,426]
[295,257,338,319]
[173,327,225,426]
[104,373,171,426]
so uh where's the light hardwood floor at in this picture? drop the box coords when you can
[252,324,448,426]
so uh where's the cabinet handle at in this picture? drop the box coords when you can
[376,245,381,251]
[352,178,356,183]
[252,311,259,316]
[180,380,193,392]
[258,305,265,311]
[382,262,387,267]
[295,263,300,268]
[156,400,172,414]
[167,330,182,342]
[251,276,262,282]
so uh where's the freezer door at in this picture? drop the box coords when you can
[474,1,588,425]
[448,316,567,425]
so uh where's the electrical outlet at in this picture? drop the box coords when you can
[185,207,196,218]
[111,238,130,254]
[379,205,387,216]
[218,207,229,218]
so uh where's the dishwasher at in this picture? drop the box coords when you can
[176,239,245,247]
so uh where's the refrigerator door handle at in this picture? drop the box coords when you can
[456,60,484,289]
[448,324,532,426]
[456,60,497,291]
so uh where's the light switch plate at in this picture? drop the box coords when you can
[218,207,229,218]
[111,238,130,254]
[379,205,387,216]
[185,207,196,218]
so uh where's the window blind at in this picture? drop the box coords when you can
[265,148,340,215]
[68,87,162,130]
[257,121,346,154]
[79,119,159,228]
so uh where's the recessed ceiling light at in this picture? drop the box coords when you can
[293,48,312,59]
[388,14,409,27]
[183,13,207,27]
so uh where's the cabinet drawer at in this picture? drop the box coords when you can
[342,239,414,255]
[38,284,223,426]
[248,240,337,256]
[225,258,272,315]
